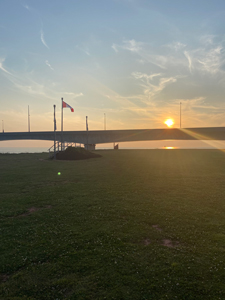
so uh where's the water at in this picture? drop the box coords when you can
[0,147,49,154]
[0,145,222,154]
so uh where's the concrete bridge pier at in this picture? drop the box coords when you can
[84,144,96,151]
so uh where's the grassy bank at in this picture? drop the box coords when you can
[0,150,225,299]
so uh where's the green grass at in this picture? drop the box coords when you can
[0,149,225,299]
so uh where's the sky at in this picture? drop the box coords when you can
[1,0,225,148]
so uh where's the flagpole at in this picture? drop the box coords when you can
[180,102,182,129]
[86,116,88,150]
[104,113,106,130]
[54,105,56,159]
[61,97,63,151]
[28,105,30,132]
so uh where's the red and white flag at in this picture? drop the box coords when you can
[62,100,74,112]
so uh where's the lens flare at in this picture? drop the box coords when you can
[164,119,174,127]
[58,172,61,175]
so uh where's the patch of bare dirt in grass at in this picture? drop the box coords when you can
[161,239,179,248]
[141,237,180,248]
[0,274,9,283]
[19,207,40,217]
[45,205,52,209]
[152,224,162,231]
[144,238,151,245]
[10,205,52,218]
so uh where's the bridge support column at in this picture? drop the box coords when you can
[85,144,96,151]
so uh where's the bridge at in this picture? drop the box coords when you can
[1,127,225,150]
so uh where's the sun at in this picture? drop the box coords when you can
[164,119,174,127]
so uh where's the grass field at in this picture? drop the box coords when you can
[1,149,225,299]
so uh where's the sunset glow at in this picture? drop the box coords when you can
[164,119,174,127]
[1,1,225,148]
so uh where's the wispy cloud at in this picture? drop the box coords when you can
[175,97,206,111]
[200,35,215,46]
[85,50,90,56]
[112,39,168,69]
[110,35,225,128]
[197,46,224,74]
[132,71,177,101]
[64,92,83,98]
[167,97,225,128]
[40,29,49,49]
[183,35,225,75]
[23,4,31,11]
[74,72,137,108]
[0,57,12,75]
[132,72,162,81]
[112,44,118,53]
[113,36,225,76]
[76,45,91,56]
[184,51,193,73]
[11,78,56,100]
[122,39,142,52]
[112,39,143,53]
[45,60,54,70]
[0,63,57,101]
[166,41,186,52]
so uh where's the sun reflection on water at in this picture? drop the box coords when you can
[163,146,177,149]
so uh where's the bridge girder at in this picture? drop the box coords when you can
[1,127,225,144]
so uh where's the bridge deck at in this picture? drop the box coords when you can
[1,127,225,144]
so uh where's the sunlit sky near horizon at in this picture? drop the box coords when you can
[1,0,225,148]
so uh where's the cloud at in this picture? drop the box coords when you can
[137,59,145,64]
[166,42,186,51]
[122,39,142,52]
[76,45,91,56]
[132,71,177,101]
[0,65,58,101]
[64,92,83,98]
[184,51,193,73]
[200,35,215,46]
[112,39,168,69]
[110,35,225,128]
[45,60,54,70]
[84,50,90,56]
[112,44,118,53]
[132,72,163,84]
[74,72,137,109]
[0,56,62,101]
[197,46,224,74]
[40,29,49,49]
[0,57,12,75]
[174,97,206,111]
[166,97,225,128]
[23,4,31,11]
[113,36,225,76]
[168,96,225,119]
[112,39,142,53]
[11,79,55,99]
[183,35,225,75]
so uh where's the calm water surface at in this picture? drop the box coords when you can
[0,146,220,154]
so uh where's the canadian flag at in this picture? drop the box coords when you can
[62,100,74,112]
